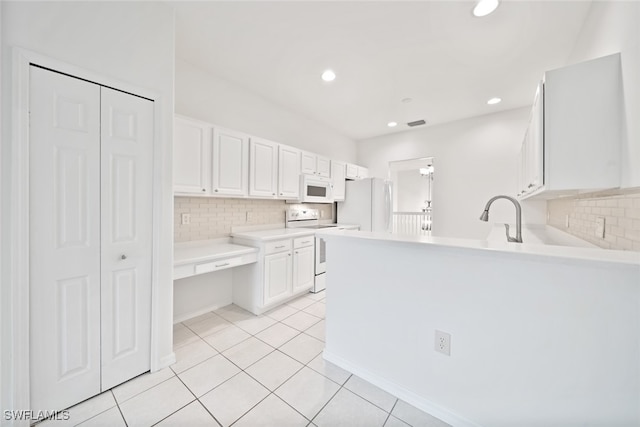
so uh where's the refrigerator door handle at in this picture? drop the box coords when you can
[383,180,393,233]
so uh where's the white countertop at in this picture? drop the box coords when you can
[174,239,259,266]
[318,229,640,267]
[231,228,316,242]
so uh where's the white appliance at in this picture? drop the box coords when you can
[300,174,333,203]
[338,178,393,232]
[286,208,353,293]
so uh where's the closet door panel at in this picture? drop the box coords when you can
[29,66,102,413]
[100,87,153,390]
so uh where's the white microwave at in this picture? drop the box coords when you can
[300,174,333,203]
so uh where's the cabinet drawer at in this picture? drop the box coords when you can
[194,256,244,275]
[293,236,314,249]
[265,239,292,255]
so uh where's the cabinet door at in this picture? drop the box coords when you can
[331,161,346,201]
[278,145,301,199]
[249,137,278,197]
[174,116,211,194]
[264,251,292,306]
[316,156,331,178]
[213,127,249,196]
[529,82,544,191]
[357,166,369,179]
[100,87,153,391]
[292,245,314,294]
[345,163,359,179]
[301,151,317,175]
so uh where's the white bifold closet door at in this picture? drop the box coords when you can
[29,66,153,413]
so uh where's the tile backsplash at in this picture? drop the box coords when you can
[174,197,334,242]
[547,188,640,251]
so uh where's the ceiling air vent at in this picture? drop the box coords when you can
[407,119,427,127]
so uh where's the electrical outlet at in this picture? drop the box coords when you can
[246,211,254,222]
[565,214,570,228]
[434,330,451,356]
[320,210,324,218]
[181,213,191,225]
[596,217,605,239]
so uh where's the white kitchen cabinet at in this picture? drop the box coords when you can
[346,163,369,180]
[278,145,301,199]
[231,231,316,314]
[331,160,346,201]
[249,137,279,198]
[212,127,249,197]
[301,151,317,175]
[301,151,331,178]
[174,115,211,194]
[316,155,331,178]
[519,53,622,199]
[292,244,314,293]
[517,83,544,197]
[264,249,293,307]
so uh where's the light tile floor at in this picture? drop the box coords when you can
[43,293,451,427]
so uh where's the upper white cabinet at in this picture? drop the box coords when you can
[519,53,622,199]
[278,145,301,199]
[331,161,346,201]
[249,137,279,198]
[346,163,369,180]
[174,116,211,194]
[301,151,331,178]
[301,151,317,175]
[316,155,331,178]
[212,127,249,197]
[518,82,544,197]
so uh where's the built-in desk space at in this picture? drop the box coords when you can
[174,239,258,280]
[173,239,258,322]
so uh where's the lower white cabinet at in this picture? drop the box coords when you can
[232,234,315,314]
[264,250,293,306]
[292,244,315,293]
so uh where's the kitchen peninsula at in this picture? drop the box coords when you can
[320,230,640,427]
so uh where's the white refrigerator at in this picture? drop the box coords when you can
[337,178,392,232]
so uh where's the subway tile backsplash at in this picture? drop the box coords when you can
[547,188,640,251]
[174,197,333,242]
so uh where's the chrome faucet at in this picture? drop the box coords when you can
[479,195,523,243]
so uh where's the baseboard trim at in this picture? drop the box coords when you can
[173,303,230,324]
[323,350,482,427]
[156,352,176,371]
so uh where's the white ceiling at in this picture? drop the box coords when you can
[174,1,593,141]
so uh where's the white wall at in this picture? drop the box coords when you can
[1,1,175,418]
[324,234,640,426]
[176,58,357,163]
[357,108,546,240]
[567,1,640,188]
[395,169,432,212]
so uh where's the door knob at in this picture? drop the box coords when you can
[121,254,127,260]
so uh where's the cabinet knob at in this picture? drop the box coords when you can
[121,254,127,260]
[202,188,206,192]
[528,183,534,188]
[214,189,218,192]
[272,193,275,196]
[280,193,283,195]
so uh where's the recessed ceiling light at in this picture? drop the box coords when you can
[473,0,500,17]
[487,97,502,105]
[321,69,336,82]
[387,121,398,127]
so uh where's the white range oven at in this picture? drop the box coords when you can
[285,208,355,293]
